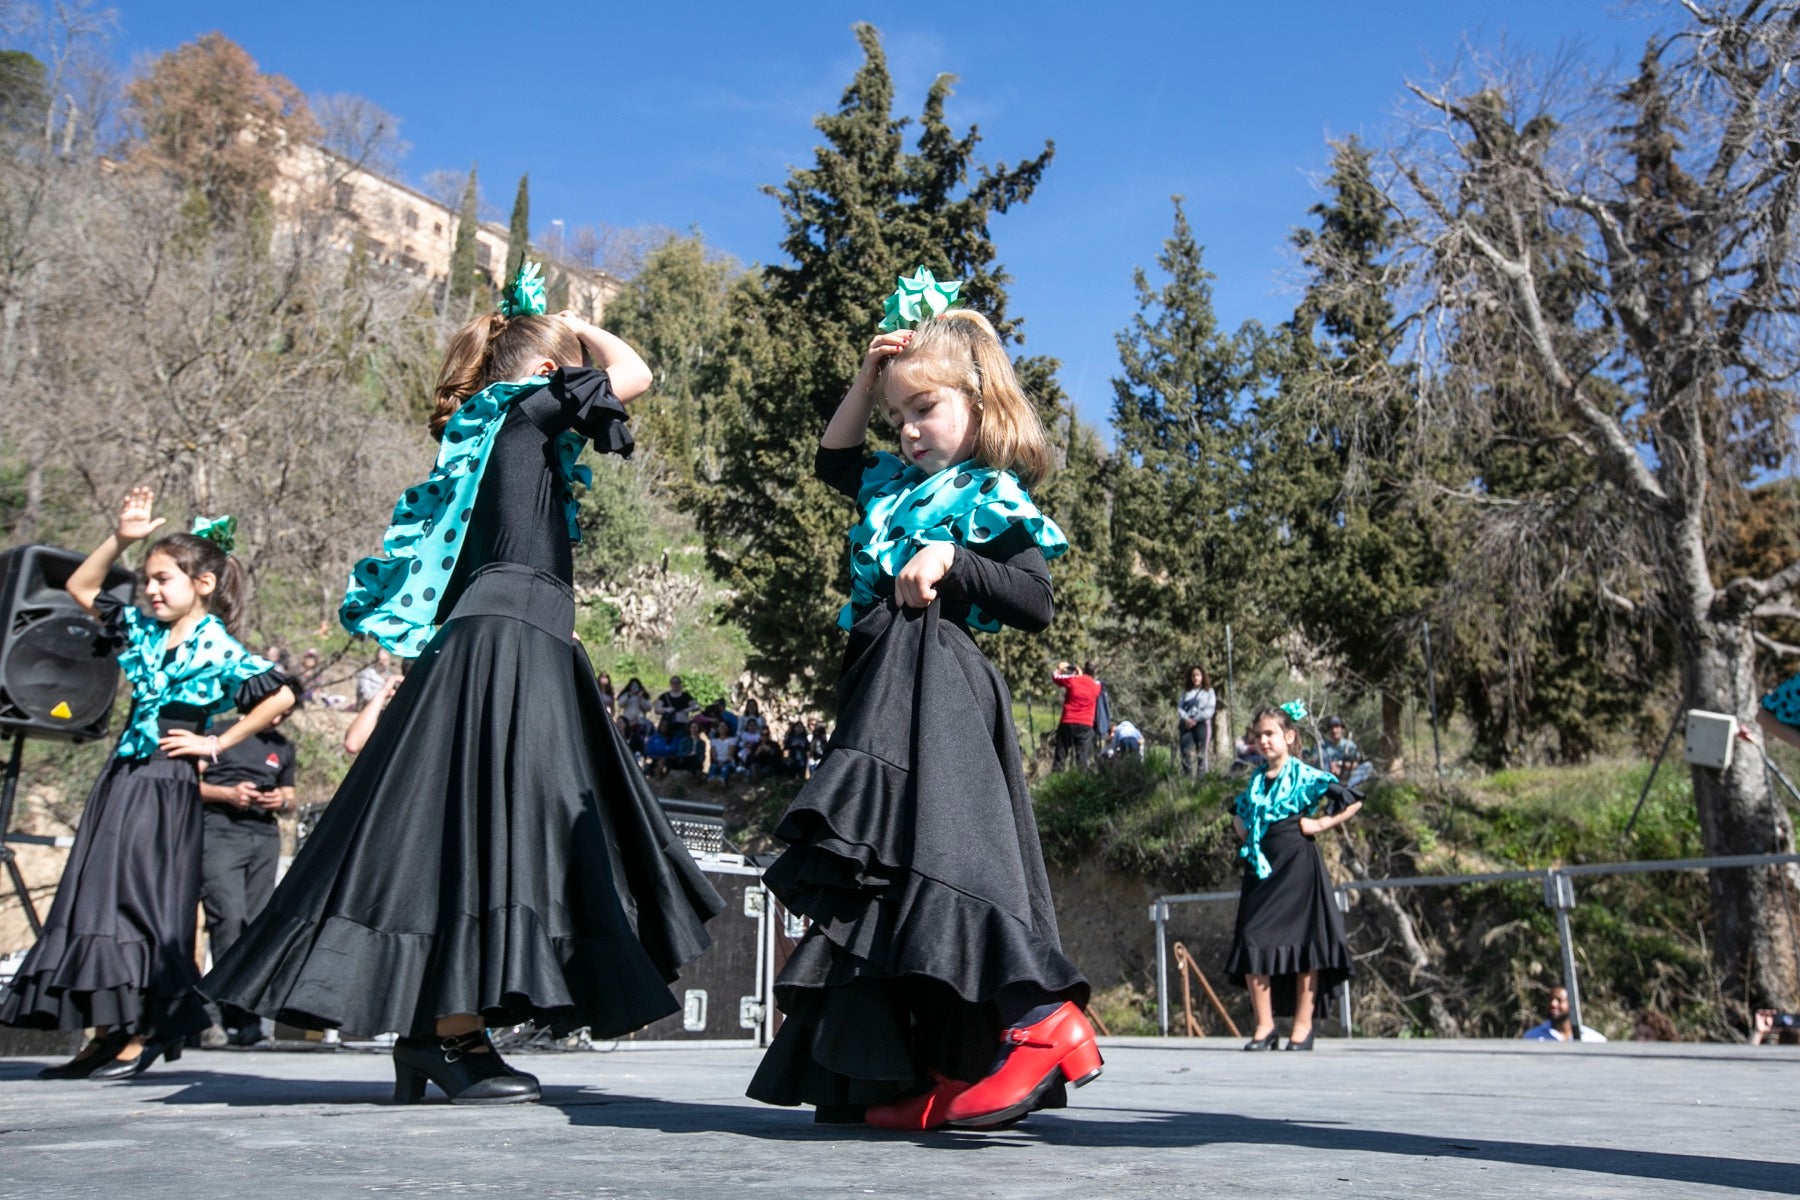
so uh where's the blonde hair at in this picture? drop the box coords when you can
[882,309,1052,489]
[429,313,582,439]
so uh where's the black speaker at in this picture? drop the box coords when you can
[0,545,135,743]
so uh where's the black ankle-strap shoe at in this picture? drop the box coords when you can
[392,1032,540,1105]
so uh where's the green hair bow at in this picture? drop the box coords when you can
[1280,699,1309,723]
[877,266,962,332]
[191,514,236,555]
[500,260,547,318]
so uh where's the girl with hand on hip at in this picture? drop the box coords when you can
[1227,701,1361,1051]
[3,493,292,1079]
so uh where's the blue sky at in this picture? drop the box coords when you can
[106,1,1669,429]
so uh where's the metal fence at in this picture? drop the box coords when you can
[1149,851,1800,1037]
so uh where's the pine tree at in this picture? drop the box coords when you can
[1259,138,1448,764]
[700,23,1053,708]
[446,164,480,312]
[505,173,530,285]
[1107,198,1265,708]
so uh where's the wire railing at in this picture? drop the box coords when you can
[1149,851,1800,1038]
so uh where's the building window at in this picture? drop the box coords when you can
[398,254,425,274]
[404,209,419,230]
[476,242,492,268]
[334,182,355,211]
[365,239,386,259]
[433,221,443,235]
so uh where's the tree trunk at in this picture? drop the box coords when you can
[1686,609,1800,1013]
[1380,689,1405,777]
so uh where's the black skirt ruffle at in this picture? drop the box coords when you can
[747,600,1086,1109]
[1225,817,1353,1017]
[202,563,722,1038]
[1,755,211,1038]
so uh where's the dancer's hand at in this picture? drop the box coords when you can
[161,730,219,761]
[116,487,166,543]
[895,543,956,608]
[859,330,912,382]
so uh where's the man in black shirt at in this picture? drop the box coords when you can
[198,703,298,1045]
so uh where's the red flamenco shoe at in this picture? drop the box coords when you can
[943,1002,1103,1128]
[865,1073,971,1131]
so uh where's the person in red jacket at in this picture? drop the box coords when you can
[1052,661,1102,770]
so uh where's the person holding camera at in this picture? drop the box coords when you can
[1750,1009,1799,1045]
[1051,660,1102,770]
[198,698,300,1046]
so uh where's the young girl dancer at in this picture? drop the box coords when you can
[3,492,292,1078]
[747,279,1099,1131]
[205,270,722,1104]
[1227,702,1361,1050]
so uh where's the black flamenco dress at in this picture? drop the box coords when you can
[746,445,1088,1113]
[1,598,285,1039]
[203,368,723,1039]
[1224,757,1354,1017]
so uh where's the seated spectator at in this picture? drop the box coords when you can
[1320,716,1374,788]
[704,700,739,737]
[1631,1010,1678,1042]
[1109,719,1145,759]
[617,714,645,757]
[808,719,830,772]
[784,721,812,777]
[1522,986,1607,1042]
[355,649,394,707]
[708,724,739,783]
[1750,1009,1799,1046]
[670,722,703,775]
[643,718,677,777]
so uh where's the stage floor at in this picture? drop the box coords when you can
[1,1038,1794,1199]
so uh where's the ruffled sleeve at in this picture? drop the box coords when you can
[91,590,151,655]
[547,366,634,458]
[233,668,290,713]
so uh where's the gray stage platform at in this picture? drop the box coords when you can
[1,1038,1795,1199]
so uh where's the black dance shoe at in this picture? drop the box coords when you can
[1242,1031,1281,1051]
[89,1036,184,1080]
[392,1032,540,1105]
[1285,1030,1316,1051]
[37,1030,132,1080]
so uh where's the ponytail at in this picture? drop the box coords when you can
[148,532,248,635]
[430,312,583,439]
[885,309,1053,488]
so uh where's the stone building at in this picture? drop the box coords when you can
[271,143,620,320]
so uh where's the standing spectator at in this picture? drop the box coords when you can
[784,720,812,778]
[298,647,322,700]
[198,702,299,1046]
[1051,660,1102,771]
[344,672,403,756]
[355,648,394,706]
[1177,666,1217,777]
[1319,716,1374,788]
[1631,1010,1678,1041]
[595,671,616,717]
[1521,986,1608,1042]
[656,675,696,731]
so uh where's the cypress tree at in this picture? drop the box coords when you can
[505,173,530,285]
[446,163,479,311]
